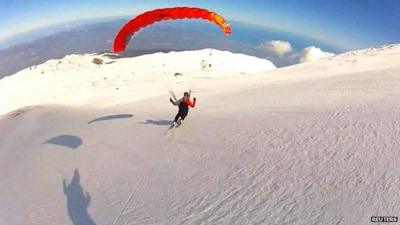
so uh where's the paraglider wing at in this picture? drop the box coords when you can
[112,7,231,53]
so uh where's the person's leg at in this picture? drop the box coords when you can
[174,112,180,122]
[174,108,186,122]
[180,110,189,121]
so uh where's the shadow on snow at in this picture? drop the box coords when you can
[43,135,83,149]
[140,119,173,126]
[63,169,97,225]
[88,114,133,124]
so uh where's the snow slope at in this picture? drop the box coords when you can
[1,46,400,225]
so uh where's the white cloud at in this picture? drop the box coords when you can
[260,40,293,56]
[257,39,335,66]
[299,46,335,63]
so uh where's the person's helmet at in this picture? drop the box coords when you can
[184,92,190,97]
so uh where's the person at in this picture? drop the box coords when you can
[170,91,196,126]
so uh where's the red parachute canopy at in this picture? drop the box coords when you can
[112,7,231,53]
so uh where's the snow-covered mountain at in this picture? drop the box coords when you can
[1,46,400,225]
[0,49,276,115]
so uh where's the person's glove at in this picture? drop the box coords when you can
[193,97,197,101]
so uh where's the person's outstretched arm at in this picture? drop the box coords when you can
[62,180,67,194]
[170,98,179,106]
[184,97,196,108]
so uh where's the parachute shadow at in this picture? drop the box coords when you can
[141,119,173,126]
[88,114,133,124]
[63,169,97,225]
[43,135,83,149]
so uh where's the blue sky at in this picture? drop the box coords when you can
[0,0,399,50]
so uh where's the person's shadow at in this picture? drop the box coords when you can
[63,169,97,225]
[140,119,173,126]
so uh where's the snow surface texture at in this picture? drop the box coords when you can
[0,46,400,225]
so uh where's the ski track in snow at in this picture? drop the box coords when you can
[1,46,400,225]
